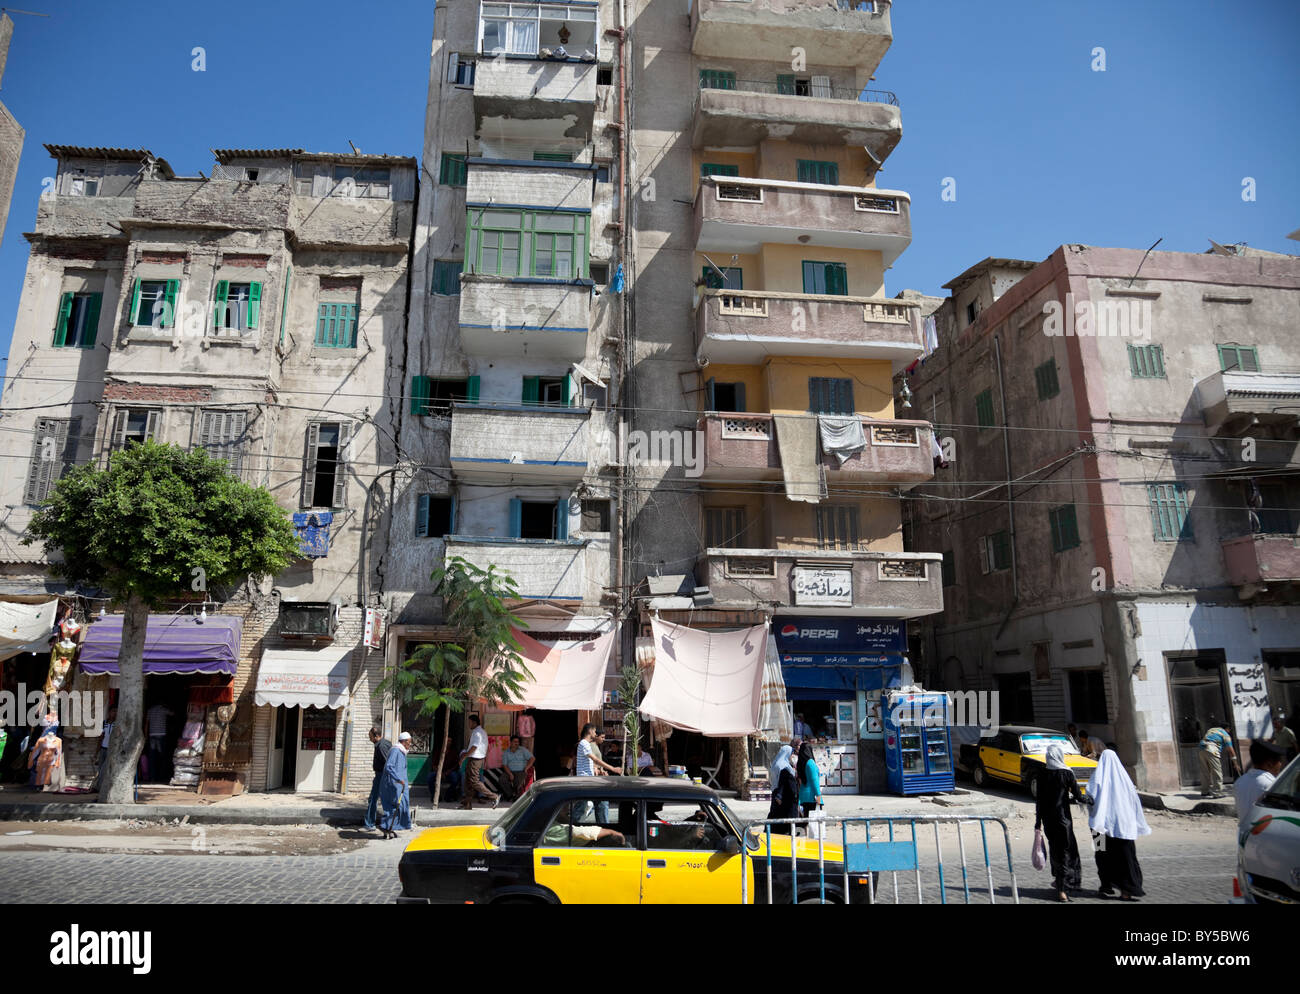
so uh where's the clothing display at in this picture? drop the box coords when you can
[817,415,867,466]
[44,639,77,696]
[28,731,63,790]
[170,707,206,787]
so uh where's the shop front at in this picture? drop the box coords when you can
[253,646,352,792]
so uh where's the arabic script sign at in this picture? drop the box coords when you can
[791,567,853,607]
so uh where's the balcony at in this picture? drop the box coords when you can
[1196,369,1300,435]
[697,412,934,485]
[1222,534,1300,591]
[700,548,943,618]
[692,0,892,73]
[466,159,593,213]
[696,289,922,363]
[695,177,910,264]
[447,536,586,601]
[449,403,591,481]
[459,274,591,359]
[473,58,598,141]
[692,81,901,151]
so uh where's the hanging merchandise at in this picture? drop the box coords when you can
[44,638,78,697]
[171,703,207,788]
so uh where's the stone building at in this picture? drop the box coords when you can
[902,244,1300,792]
[0,13,26,250]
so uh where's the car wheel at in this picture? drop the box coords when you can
[972,763,987,788]
[797,892,844,904]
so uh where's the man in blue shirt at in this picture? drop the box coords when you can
[501,735,535,800]
[1198,723,1240,798]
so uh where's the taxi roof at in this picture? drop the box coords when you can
[527,776,721,802]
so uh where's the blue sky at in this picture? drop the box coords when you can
[1,0,1297,369]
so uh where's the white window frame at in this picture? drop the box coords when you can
[477,3,599,59]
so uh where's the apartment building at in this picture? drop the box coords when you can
[903,244,1300,792]
[0,14,25,250]
[0,144,415,795]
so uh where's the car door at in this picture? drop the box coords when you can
[640,801,748,904]
[987,732,1017,781]
[532,799,641,904]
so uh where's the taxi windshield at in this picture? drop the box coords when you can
[1021,733,1080,756]
[488,792,532,846]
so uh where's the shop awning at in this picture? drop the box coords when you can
[487,627,614,711]
[0,600,57,662]
[254,646,352,709]
[79,615,242,676]
[640,617,768,737]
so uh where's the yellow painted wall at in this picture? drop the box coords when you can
[763,356,896,418]
[759,243,885,297]
[756,140,873,187]
[701,493,767,547]
[771,498,902,552]
[699,363,767,412]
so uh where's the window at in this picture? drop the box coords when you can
[701,266,742,293]
[432,259,462,296]
[965,301,979,325]
[1128,344,1165,378]
[1068,669,1108,725]
[415,495,455,538]
[1147,482,1192,541]
[315,302,358,348]
[479,2,599,59]
[539,800,630,849]
[581,499,611,532]
[522,375,571,407]
[533,151,574,162]
[53,292,102,349]
[699,68,737,90]
[1034,359,1059,400]
[1049,504,1080,552]
[213,281,262,333]
[596,65,613,86]
[24,418,80,505]
[197,410,248,475]
[582,381,608,408]
[1217,344,1260,372]
[645,802,729,851]
[705,507,746,549]
[776,74,812,96]
[941,549,956,587]
[996,672,1033,724]
[808,377,854,414]
[801,260,848,295]
[815,505,860,550]
[130,279,179,329]
[974,388,995,429]
[589,262,609,286]
[332,165,390,199]
[243,168,260,182]
[465,208,589,280]
[448,53,476,85]
[411,376,479,415]
[1255,483,1295,534]
[594,165,610,183]
[511,498,568,540]
[111,409,160,450]
[439,153,468,187]
[302,421,351,509]
[707,380,745,412]
[701,162,740,178]
[980,530,1011,572]
[67,168,101,197]
[796,160,839,185]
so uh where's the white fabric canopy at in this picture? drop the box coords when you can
[640,617,768,737]
[757,633,793,743]
[254,647,352,709]
[489,627,615,711]
[0,600,57,662]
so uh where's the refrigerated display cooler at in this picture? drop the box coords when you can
[883,690,955,794]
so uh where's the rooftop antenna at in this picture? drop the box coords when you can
[0,8,52,16]
[348,140,361,154]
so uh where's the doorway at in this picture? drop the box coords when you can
[532,709,578,778]
[267,705,337,791]
[1167,651,1234,788]
[1263,650,1300,744]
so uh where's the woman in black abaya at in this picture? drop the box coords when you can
[1034,743,1093,901]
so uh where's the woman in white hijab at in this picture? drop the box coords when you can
[1034,743,1091,901]
[1088,749,1150,900]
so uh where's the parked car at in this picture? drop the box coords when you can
[959,725,1097,798]
[396,777,873,904]
[1236,753,1300,904]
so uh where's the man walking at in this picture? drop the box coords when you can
[1270,708,1297,762]
[363,726,392,831]
[576,723,619,823]
[501,735,534,800]
[1198,721,1240,798]
[459,713,499,810]
[1234,739,1285,834]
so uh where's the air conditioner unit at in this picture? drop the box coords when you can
[279,602,337,639]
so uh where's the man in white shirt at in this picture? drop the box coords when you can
[458,713,499,810]
[1235,739,1285,834]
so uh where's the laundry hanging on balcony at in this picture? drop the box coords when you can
[773,415,824,503]
[639,617,768,737]
[485,627,615,711]
[292,511,333,558]
[818,414,867,466]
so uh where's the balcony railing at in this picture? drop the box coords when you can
[699,78,898,105]
[449,402,591,479]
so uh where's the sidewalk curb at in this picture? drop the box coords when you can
[0,802,368,827]
[1138,792,1235,817]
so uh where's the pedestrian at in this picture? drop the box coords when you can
[766,744,799,835]
[1234,739,1286,834]
[145,701,173,783]
[1066,723,1079,747]
[1033,743,1092,902]
[1197,722,1239,798]
[796,740,822,821]
[96,706,116,793]
[27,726,63,792]
[379,731,411,839]
[458,713,499,810]
[576,723,620,776]
[1270,708,1297,762]
[1088,749,1150,901]
[363,726,392,832]
[793,713,812,741]
[501,734,535,800]
[1077,729,1102,760]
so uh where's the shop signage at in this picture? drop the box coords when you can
[774,616,905,654]
[791,567,853,606]
[364,608,385,649]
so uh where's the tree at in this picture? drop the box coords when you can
[377,556,531,806]
[618,665,642,776]
[23,441,300,804]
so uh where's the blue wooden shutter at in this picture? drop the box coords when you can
[448,495,457,535]
[53,293,74,347]
[509,498,522,538]
[556,499,569,540]
[247,282,262,329]
[734,382,746,411]
[416,494,430,537]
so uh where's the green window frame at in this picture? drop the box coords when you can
[1217,344,1260,372]
[1034,358,1059,400]
[129,278,179,329]
[212,280,262,332]
[521,375,572,407]
[533,151,574,162]
[315,302,358,348]
[432,259,462,296]
[801,260,848,296]
[701,163,739,178]
[53,292,102,349]
[702,266,742,291]
[975,388,995,429]
[411,375,479,415]
[796,160,839,185]
[1048,504,1080,552]
[439,152,468,187]
[699,69,736,90]
[808,377,854,415]
[465,207,589,280]
[1148,483,1192,542]
[1128,344,1164,378]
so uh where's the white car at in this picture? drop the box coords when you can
[1236,754,1300,904]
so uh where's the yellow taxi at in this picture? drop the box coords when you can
[966,725,1097,798]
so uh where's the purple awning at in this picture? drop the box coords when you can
[79,615,242,676]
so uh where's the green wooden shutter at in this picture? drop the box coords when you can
[411,376,432,415]
[163,279,180,328]
[448,496,457,535]
[1128,344,1141,377]
[776,74,795,95]
[247,282,262,329]
[53,292,74,347]
[734,382,746,412]
[81,294,102,349]
[827,263,848,296]
[466,375,480,403]
[213,280,229,331]
[509,498,522,538]
[701,163,739,178]
[129,279,142,325]
[556,500,569,540]
[522,376,540,405]
[706,377,716,409]
[416,494,431,537]
[561,375,572,407]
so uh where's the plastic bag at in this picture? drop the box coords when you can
[806,806,827,841]
[1031,827,1048,870]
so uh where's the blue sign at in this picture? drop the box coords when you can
[774,617,905,654]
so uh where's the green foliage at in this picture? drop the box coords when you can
[23,440,300,604]
[619,666,642,766]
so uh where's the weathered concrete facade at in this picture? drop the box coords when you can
[0,14,23,250]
